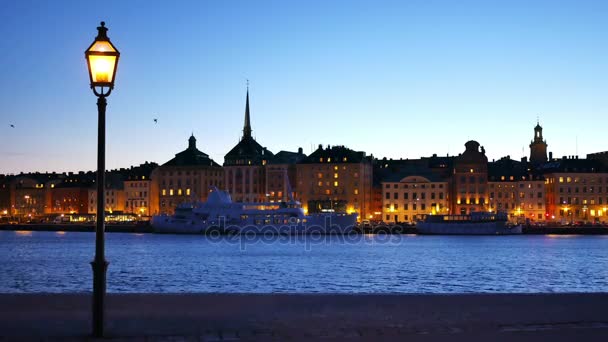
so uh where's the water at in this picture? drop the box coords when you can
[1,231,607,293]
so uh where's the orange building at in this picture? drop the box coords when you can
[488,157,546,223]
[296,145,373,220]
[542,157,608,224]
[451,141,489,215]
[124,162,160,216]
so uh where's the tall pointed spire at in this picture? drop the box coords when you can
[243,82,252,138]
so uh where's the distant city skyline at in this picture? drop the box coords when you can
[1,0,607,174]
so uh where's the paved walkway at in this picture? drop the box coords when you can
[1,293,608,341]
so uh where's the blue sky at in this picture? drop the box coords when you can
[1,0,607,173]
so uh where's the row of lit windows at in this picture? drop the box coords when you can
[310,189,359,196]
[558,176,607,183]
[456,198,487,205]
[559,197,607,205]
[490,183,543,189]
[127,201,147,207]
[384,183,445,189]
[161,188,191,196]
[386,203,442,211]
[316,172,359,179]
[319,157,348,163]
[491,203,543,210]
[384,192,445,200]
[559,209,605,217]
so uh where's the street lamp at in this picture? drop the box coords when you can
[85,21,119,338]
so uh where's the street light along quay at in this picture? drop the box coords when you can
[84,21,120,338]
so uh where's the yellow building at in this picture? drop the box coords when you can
[543,157,608,223]
[382,175,448,223]
[124,162,160,216]
[296,145,373,219]
[488,156,546,223]
[451,141,489,215]
[153,135,223,214]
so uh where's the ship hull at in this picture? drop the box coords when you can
[151,213,358,235]
[416,221,522,235]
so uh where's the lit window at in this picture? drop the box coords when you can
[470,169,474,173]
[169,189,174,196]
[186,188,191,196]
[334,181,339,187]
[162,189,166,196]
[327,158,331,162]
[334,173,339,179]
[559,177,564,183]
[354,189,359,195]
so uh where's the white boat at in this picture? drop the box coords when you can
[416,212,522,235]
[151,187,358,234]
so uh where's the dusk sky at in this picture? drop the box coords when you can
[1,0,607,174]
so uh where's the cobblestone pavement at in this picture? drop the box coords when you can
[1,293,608,341]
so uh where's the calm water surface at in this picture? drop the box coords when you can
[1,231,607,293]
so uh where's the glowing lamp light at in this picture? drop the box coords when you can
[85,22,120,90]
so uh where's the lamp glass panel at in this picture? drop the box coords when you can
[88,40,116,53]
[88,55,117,83]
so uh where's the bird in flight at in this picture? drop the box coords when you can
[10,124,15,128]
[153,118,158,124]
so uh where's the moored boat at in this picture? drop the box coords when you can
[416,211,522,235]
[151,187,358,234]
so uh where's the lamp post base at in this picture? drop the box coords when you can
[91,259,109,337]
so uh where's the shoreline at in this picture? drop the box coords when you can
[2,223,608,235]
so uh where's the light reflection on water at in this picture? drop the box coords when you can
[0,231,607,293]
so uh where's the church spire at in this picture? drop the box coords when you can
[243,83,252,139]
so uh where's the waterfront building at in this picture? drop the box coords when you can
[529,121,548,165]
[224,89,273,202]
[124,162,159,216]
[86,171,126,214]
[488,156,546,223]
[53,174,94,215]
[296,144,373,219]
[381,171,449,223]
[265,149,306,203]
[541,156,608,223]
[11,173,62,217]
[451,141,489,215]
[153,135,223,214]
[0,175,12,217]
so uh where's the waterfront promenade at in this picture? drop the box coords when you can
[1,293,608,341]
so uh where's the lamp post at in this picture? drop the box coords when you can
[85,21,120,338]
